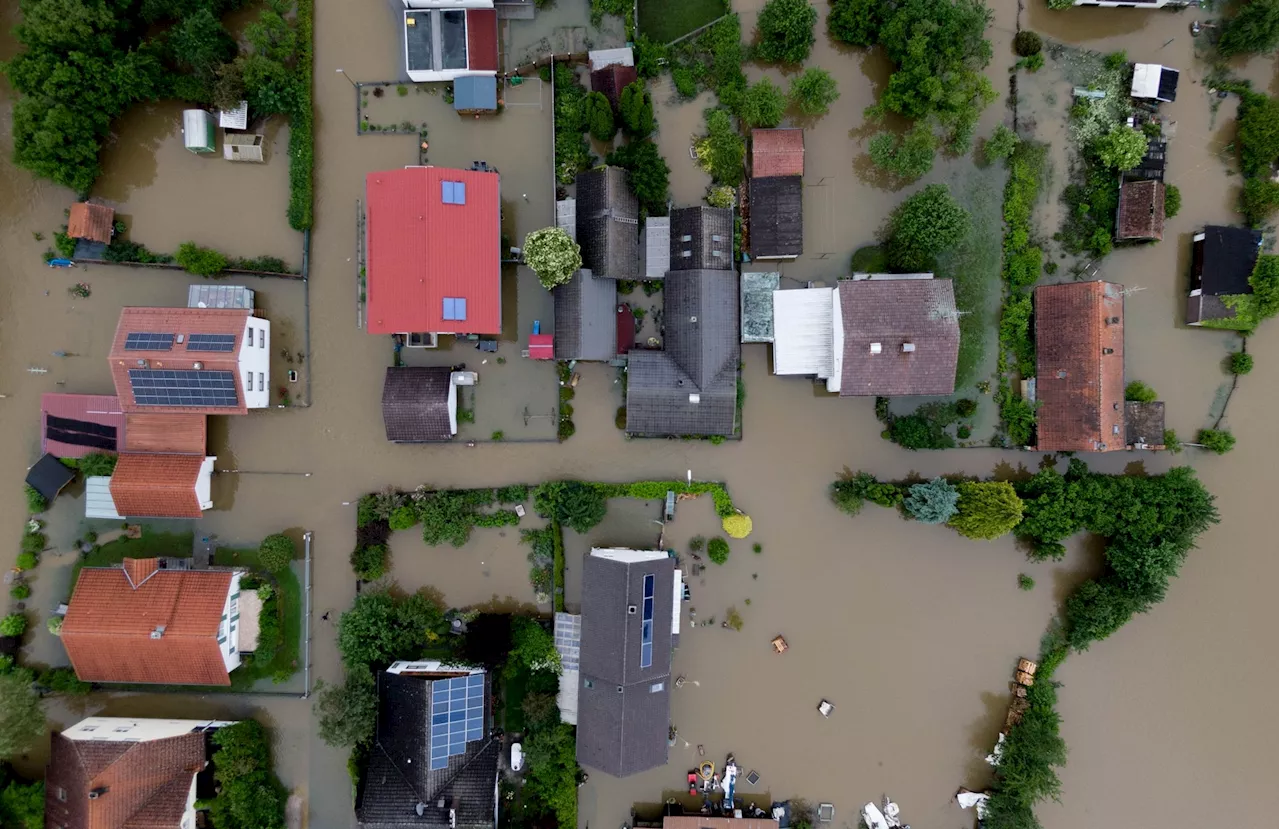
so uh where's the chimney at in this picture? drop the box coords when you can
[869,343,882,355]
[902,342,916,353]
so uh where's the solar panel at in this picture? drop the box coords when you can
[186,333,238,352]
[124,333,175,351]
[128,369,239,407]
[428,674,486,770]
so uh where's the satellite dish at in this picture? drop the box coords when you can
[416,803,427,817]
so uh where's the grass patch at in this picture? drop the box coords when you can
[936,171,1003,389]
[501,662,531,732]
[70,529,193,587]
[215,546,303,689]
[638,0,726,43]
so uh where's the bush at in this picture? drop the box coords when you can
[1240,178,1279,227]
[21,532,45,556]
[10,584,30,600]
[695,108,746,186]
[672,67,696,98]
[1014,31,1043,57]
[850,245,889,274]
[175,242,228,277]
[788,68,839,117]
[904,478,961,524]
[707,537,730,564]
[948,481,1024,540]
[1092,125,1147,171]
[985,124,1020,163]
[722,513,753,538]
[740,78,787,128]
[1195,428,1236,455]
[78,452,117,477]
[634,34,667,79]
[1235,92,1278,180]
[755,0,817,63]
[23,485,47,515]
[606,140,670,216]
[533,481,608,534]
[1018,573,1035,591]
[316,668,378,748]
[1001,396,1037,447]
[207,721,286,829]
[584,91,617,142]
[0,614,27,638]
[1163,183,1181,219]
[388,505,417,530]
[955,398,978,418]
[1217,0,1279,56]
[890,414,955,450]
[619,81,655,137]
[15,553,37,571]
[351,543,388,580]
[1124,381,1157,403]
[47,616,62,636]
[886,184,970,272]
[524,227,583,289]
[868,122,936,180]
[38,667,90,695]
[1229,352,1254,375]
[831,470,902,514]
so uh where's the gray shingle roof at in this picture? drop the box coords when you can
[575,167,639,280]
[750,177,802,258]
[837,278,959,396]
[357,671,498,829]
[625,269,740,436]
[669,206,734,271]
[382,367,453,442]
[577,553,674,777]
[554,269,617,361]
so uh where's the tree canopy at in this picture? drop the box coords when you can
[510,617,562,674]
[606,139,670,216]
[740,78,787,129]
[524,227,583,290]
[315,668,378,749]
[885,183,970,272]
[619,80,655,137]
[1236,92,1279,180]
[904,478,960,524]
[754,0,818,64]
[584,90,617,142]
[1093,125,1147,171]
[207,721,286,829]
[948,480,1024,540]
[258,534,295,572]
[695,108,746,186]
[868,122,937,180]
[337,587,448,669]
[789,68,839,117]
[0,665,44,759]
[1217,0,1279,56]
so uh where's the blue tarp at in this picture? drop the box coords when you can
[453,76,497,111]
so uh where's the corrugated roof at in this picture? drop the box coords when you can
[68,203,115,244]
[365,167,501,335]
[382,367,455,442]
[554,270,617,361]
[85,476,123,520]
[1117,180,1165,240]
[218,100,249,129]
[187,284,254,309]
[123,413,207,455]
[465,10,498,71]
[1034,281,1125,452]
[835,278,959,396]
[589,47,634,70]
[109,454,207,518]
[772,288,834,375]
[41,393,125,458]
[454,75,497,111]
[62,566,233,685]
[751,128,804,177]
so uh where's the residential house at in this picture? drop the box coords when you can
[575,167,639,280]
[749,129,803,260]
[67,202,115,245]
[1033,281,1125,452]
[554,270,618,362]
[1131,63,1179,103]
[382,366,468,442]
[1186,225,1263,326]
[62,558,251,686]
[770,277,960,396]
[45,717,235,829]
[109,307,271,414]
[356,661,499,829]
[1116,179,1165,241]
[40,393,125,458]
[365,166,501,336]
[400,1,498,83]
[626,207,740,436]
[577,549,680,777]
[86,453,216,520]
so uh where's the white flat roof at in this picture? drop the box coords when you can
[85,476,122,520]
[1131,63,1164,99]
[772,288,835,377]
[218,101,249,130]
[590,547,668,563]
[589,47,633,70]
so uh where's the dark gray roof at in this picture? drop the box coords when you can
[625,269,740,436]
[1125,401,1166,447]
[575,167,639,280]
[669,206,734,271]
[1198,225,1262,296]
[357,671,498,829]
[554,269,617,361]
[577,553,674,777]
[26,452,76,501]
[382,367,453,442]
[750,176,802,258]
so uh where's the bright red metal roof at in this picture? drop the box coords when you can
[365,167,502,335]
[528,333,554,359]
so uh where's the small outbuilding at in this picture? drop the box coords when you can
[67,203,115,244]
[182,109,216,154]
[749,177,802,260]
[381,366,459,442]
[740,271,781,343]
[1187,225,1264,326]
[25,453,76,504]
[1125,401,1166,449]
[454,75,498,114]
[1131,63,1179,103]
[1117,179,1165,241]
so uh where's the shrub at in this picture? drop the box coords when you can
[1196,428,1236,454]
[955,399,978,418]
[21,532,44,556]
[904,478,961,524]
[868,122,936,180]
[689,536,705,552]
[755,0,817,63]
[1092,125,1147,171]
[38,667,90,695]
[672,67,696,97]
[78,452,117,477]
[707,537,730,564]
[1229,352,1254,375]
[350,544,388,580]
[634,34,667,79]
[524,227,583,289]
[789,68,839,116]
[1001,397,1037,447]
[1018,573,1035,591]
[606,139,670,216]
[948,481,1024,540]
[175,242,228,277]
[851,245,889,274]
[1235,92,1278,180]
[1217,0,1279,56]
[1014,30,1043,57]
[740,78,787,128]
[985,124,1020,163]
[15,553,37,571]
[533,481,608,534]
[10,583,31,600]
[1103,50,1127,70]
[24,485,47,514]
[1124,381,1158,403]
[886,184,970,272]
[1163,428,1182,453]
[0,614,27,638]
[584,91,617,142]
[1163,183,1181,219]
[890,413,956,450]
[388,505,417,530]
[619,80,655,137]
[722,513,753,538]
[695,108,746,186]
[1240,178,1279,227]
[1021,52,1045,72]
[47,616,63,636]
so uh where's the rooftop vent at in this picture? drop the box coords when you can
[628,605,637,614]
[150,625,166,640]
[869,343,882,355]
[193,361,204,370]
[88,788,108,800]
[1109,316,1120,324]
[689,393,701,404]
[176,334,185,343]
[1057,370,1068,379]
[690,315,698,323]
[1103,347,1115,355]
[135,359,147,367]
[902,342,916,353]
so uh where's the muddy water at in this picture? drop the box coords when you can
[0,3,1275,829]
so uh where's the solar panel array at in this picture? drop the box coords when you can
[128,369,239,407]
[554,613,581,672]
[124,333,175,351]
[186,333,238,352]
[429,673,485,770]
[640,574,655,669]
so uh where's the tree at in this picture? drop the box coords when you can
[166,8,236,94]
[583,91,616,142]
[553,482,607,534]
[695,108,746,186]
[350,543,387,580]
[1093,125,1147,171]
[1063,577,1141,651]
[511,617,561,674]
[1217,0,1279,56]
[1124,381,1158,403]
[606,140,670,215]
[885,183,970,271]
[754,0,818,64]
[1249,254,1278,320]
[1195,428,1236,454]
[1240,177,1279,227]
[904,478,961,524]
[258,533,295,572]
[208,720,285,829]
[722,513,753,538]
[788,68,839,116]
[984,124,1020,163]
[1013,30,1043,57]
[523,722,579,828]
[618,80,654,137]
[524,227,582,289]
[1164,183,1181,219]
[868,122,936,179]
[78,452,116,477]
[315,668,378,748]
[1235,93,1278,179]
[740,78,787,128]
[176,242,228,277]
[0,667,45,758]
[828,0,884,47]
[707,537,730,564]
[23,485,46,514]
[948,481,1024,540]
[337,588,447,669]
[521,691,559,728]
[0,773,43,829]
[0,615,27,638]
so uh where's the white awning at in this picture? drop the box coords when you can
[85,476,123,520]
[772,288,835,376]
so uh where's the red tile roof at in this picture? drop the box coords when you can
[41,393,126,459]
[591,64,638,105]
[1117,180,1165,240]
[123,413,207,455]
[465,10,498,72]
[62,564,234,685]
[109,308,253,414]
[68,202,115,244]
[365,167,501,335]
[1034,281,1125,452]
[109,453,207,518]
[46,730,209,829]
[752,129,805,178]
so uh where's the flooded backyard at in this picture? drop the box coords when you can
[0,1,1276,829]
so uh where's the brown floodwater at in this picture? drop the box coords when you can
[0,1,1275,828]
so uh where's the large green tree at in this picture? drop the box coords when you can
[618,80,655,137]
[1217,0,1279,56]
[337,587,448,669]
[885,183,970,271]
[0,667,44,759]
[754,0,818,64]
[695,108,746,186]
[789,68,839,117]
[524,227,583,289]
[740,78,787,128]
[606,139,670,216]
[904,478,960,524]
[948,480,1024,540]
[315,668,378,748]
[868,121,937,179]
[208,721,285,829]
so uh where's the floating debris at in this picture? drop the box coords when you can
[771,634,788,653]
[817,699,834,717]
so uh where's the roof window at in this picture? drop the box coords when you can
[442,180,467,205]
[442,297,467,321]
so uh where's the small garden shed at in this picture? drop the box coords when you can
[183,109,216,154]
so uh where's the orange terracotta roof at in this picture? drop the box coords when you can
[751,128,804,178]
[123,557,161,587]
[1034,281,1125,452]
[62,567,233,685]
[109,454,207,518]
[1117,179,1165,240]
[68,202,115,244]
[123,413,207,455]
[109,307,253,414]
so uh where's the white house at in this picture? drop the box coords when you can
[400,0,499,83]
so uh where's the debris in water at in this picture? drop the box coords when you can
[817,699,834,717]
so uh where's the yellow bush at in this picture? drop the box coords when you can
[722,513,752,538]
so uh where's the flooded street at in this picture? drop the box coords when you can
[0,2,1275,829]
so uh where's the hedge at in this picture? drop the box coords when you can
[286,0,315,230]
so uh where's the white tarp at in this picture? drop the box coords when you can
[956,789,989,817]
[1131,63,1163,99]
[772,288,835,376]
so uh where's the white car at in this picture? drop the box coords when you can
[510,742,524,772]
